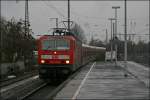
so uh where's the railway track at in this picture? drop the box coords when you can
[0,70,38,87]
[19,63,91,100]
[19,83,48,100]
[2,62,146,100]
[0,63,92,100]
[0,75,43,100]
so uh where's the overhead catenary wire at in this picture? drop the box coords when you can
[41,1,107,26]
[33,0,148,42]
[42,0,66,19]
[41,0,148,31]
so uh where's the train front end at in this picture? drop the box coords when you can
[38,35,75,81]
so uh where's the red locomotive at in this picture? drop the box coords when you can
[37,28,105,82]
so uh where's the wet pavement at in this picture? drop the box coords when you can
[54,62,149,99]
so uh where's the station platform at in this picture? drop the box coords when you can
[54,61,149,99]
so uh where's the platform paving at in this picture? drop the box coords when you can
[54,62,149,99]
[118,61,149,88]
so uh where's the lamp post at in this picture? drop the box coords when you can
[68,0,70,33]
[124,0,128,77]
[112,6,120,37]
[0,0,2,63]
[25,0,30,37]
[112,6,120,66]
[108,18,116,63]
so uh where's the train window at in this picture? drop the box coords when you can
[42,40,55,50]
[42,39,69,50]
[56,40,69,50]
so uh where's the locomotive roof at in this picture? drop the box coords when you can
[38,35,76,41]
[82,44,106,50]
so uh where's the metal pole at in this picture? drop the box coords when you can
[110,20,113,62]
[124,0,128,77]
[115,42,117,63]
[113,22,115,40]
[0,0,2,63]
[115,8,118,64]
[111,21,113,63]
[25,0,27,36]
[113,22,115,63]
[112,6,120,37]
[149,0,150,67]
[105,29,108,44]
[108,18,116,62]
[112,6,120,66]
[25,0,29,37]
[27,0,29,36]
[56,18,58,28]
[68,0,70,33]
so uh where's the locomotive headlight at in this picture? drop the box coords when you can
[66,60,70,64]
[41,60,45,64]
[54,51,57,54]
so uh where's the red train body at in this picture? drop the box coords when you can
[37,34,105,81]
[38,35,75,65]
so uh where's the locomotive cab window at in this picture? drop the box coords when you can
[56,40,69,50]
[42,39,70,50]
[42,40,55,50]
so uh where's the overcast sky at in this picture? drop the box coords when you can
[1,0,149,43]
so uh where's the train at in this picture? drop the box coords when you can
[37,28,106,82]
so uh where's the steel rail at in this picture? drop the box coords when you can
[19,83,47,100]
[0,71,38,87]
[17,62,93,100]
[48,62,93,99]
